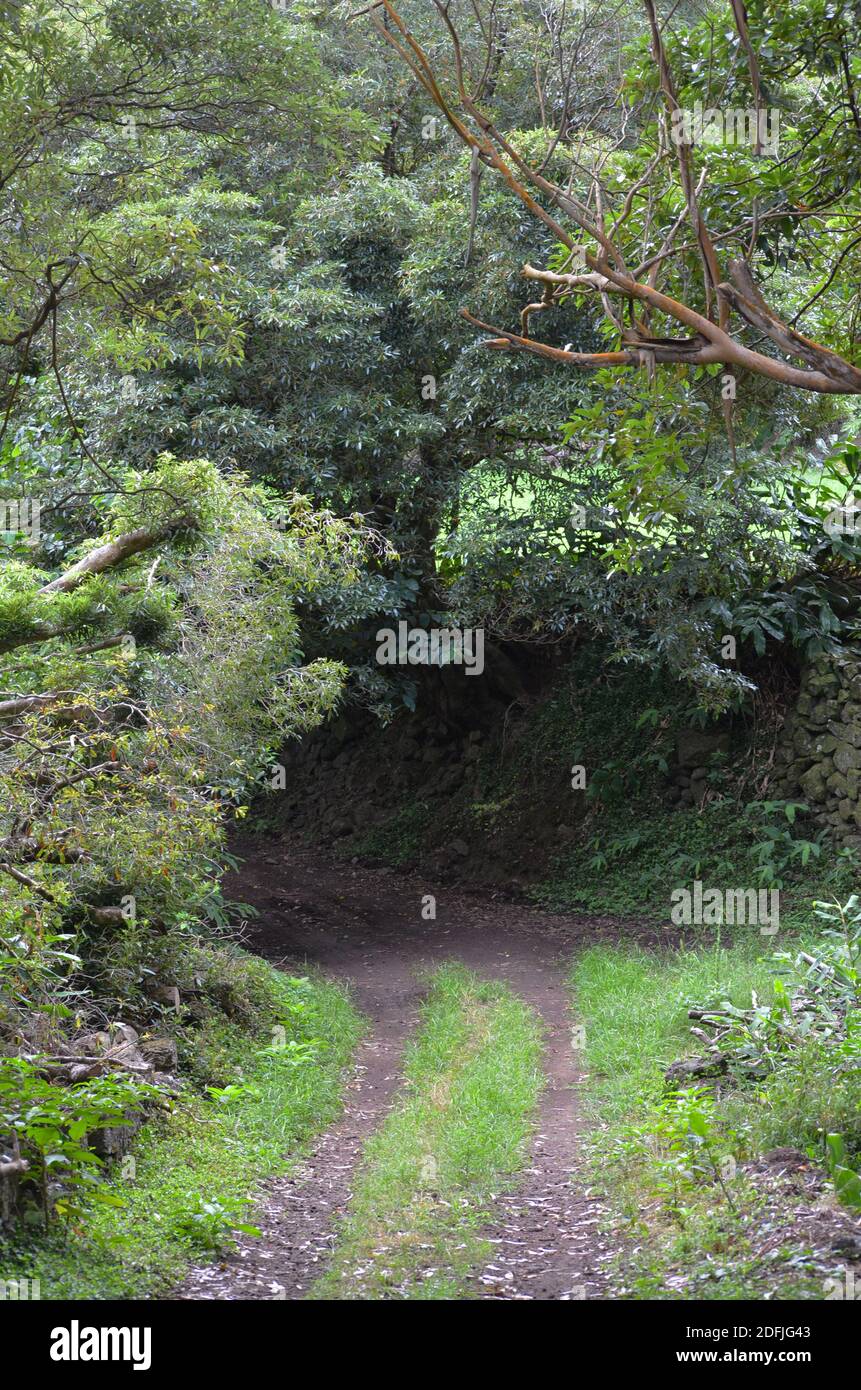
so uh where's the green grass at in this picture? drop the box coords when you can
[573,940,777,1127]
[310,962,543,1300]
[0,968,363,1299]
[570,939,852,1299]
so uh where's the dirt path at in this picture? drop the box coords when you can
[177,836,658,1301]
[177,1016,413,1300]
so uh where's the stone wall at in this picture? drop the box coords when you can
[773,648,861,850]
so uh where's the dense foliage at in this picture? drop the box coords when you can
[2,0,861,1232]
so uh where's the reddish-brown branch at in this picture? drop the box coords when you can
[364,0,861,396]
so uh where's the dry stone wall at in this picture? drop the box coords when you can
[774,648,861,851]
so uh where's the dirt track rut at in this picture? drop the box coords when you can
[176,837,651,1300]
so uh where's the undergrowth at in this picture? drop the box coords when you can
[0,966,363,1298]
[571,916,861,1300]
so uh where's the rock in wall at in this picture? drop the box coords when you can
[773,649,861,851]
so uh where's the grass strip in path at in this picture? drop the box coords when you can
[310,961,543,1300]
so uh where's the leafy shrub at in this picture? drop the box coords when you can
[0,1059,157,1228]
[174,1194,261,1254]
[613,1084,740,1221]
[698,895,861,1076]
[689,896,861,1206]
